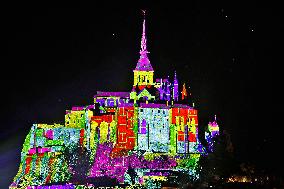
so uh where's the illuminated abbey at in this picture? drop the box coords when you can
[10,12,219,189]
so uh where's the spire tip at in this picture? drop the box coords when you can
[141,9,146,17]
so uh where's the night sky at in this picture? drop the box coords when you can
[0,2,279,188]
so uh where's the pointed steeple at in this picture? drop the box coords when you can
[174,71,178,84]
[173,71,179,101]
[135,10,153,71]
[181,83,187,100]
[140,10,148,54]
[212,115,219,125]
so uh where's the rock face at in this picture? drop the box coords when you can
[10,12,219,189]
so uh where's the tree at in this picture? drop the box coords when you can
[144,178,161,189]
[198,130,237,186]
[64,145,92,184]
[126,167,138,185]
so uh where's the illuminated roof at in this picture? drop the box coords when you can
[94,91,130,98]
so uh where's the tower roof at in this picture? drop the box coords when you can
[134,10,154,71]
[174,71,178,83]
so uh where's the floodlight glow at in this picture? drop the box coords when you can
[10,11,219,188]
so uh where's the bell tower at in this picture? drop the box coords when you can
[133,10,154,87]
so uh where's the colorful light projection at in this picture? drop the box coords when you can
[10,11,219,188]
[205,115,220,153]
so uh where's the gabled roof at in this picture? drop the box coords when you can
[134,85,157,97]
[94,91,130,98]
[140,103,170,109]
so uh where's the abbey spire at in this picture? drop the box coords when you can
[140,11,148,54]
[133,10,154,87]
[134,10,153,72]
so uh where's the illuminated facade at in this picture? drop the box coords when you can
[10,12,219,188]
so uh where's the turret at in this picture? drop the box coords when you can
[205,115,220,152]
[173,71,179,101]
[181,83,187,100]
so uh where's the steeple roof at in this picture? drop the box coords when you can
[174,71,178,84]
[134,10,154,71]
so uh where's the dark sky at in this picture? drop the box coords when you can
[0,2,279,188]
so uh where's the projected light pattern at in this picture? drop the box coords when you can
[10,11,219,188]
[205,115,220,152]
